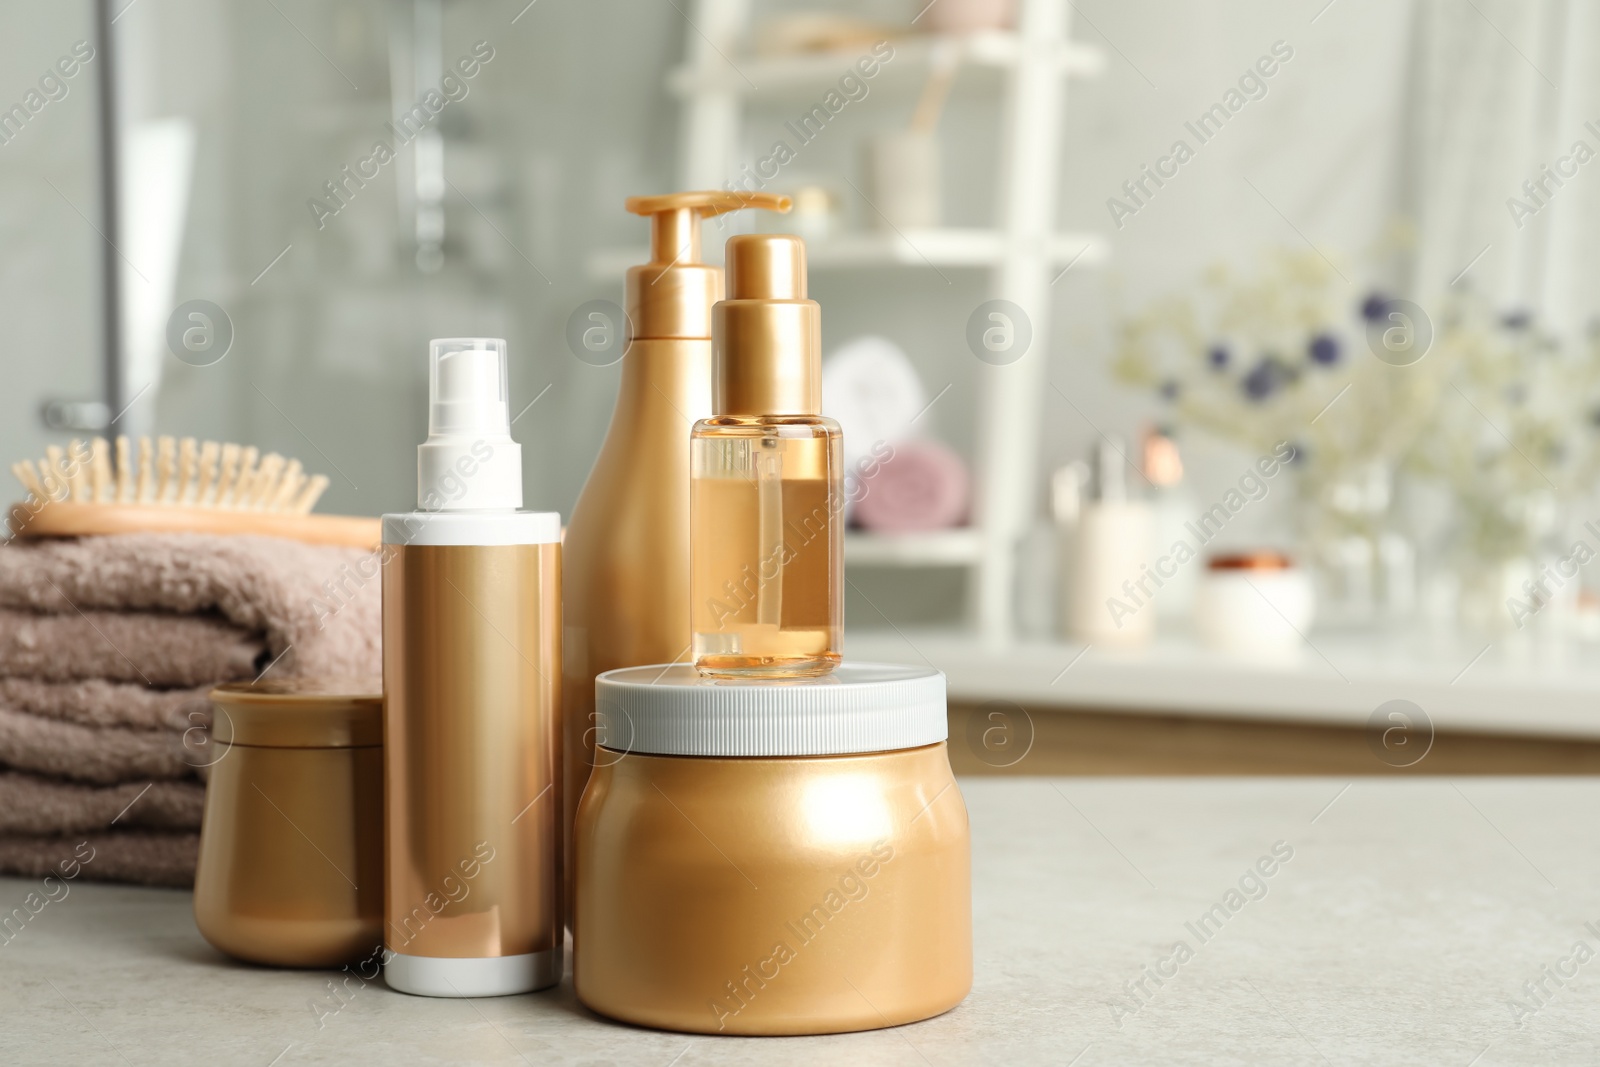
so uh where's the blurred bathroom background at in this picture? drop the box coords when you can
[7,0,1600,766]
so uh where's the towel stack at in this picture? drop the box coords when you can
[0,533,381,887]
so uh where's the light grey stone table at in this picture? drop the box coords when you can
[3,778,1597,1065]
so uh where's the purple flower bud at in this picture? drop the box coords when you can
[1243,361,1278,400]
[1308,333,1341,366]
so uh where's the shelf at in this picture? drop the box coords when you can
[845,626,1600,740]
[585,230,1106,279]
[665,0,1103,642]
[669,31,1104,98]
[846,528,982,566]
[809,229,1105,269]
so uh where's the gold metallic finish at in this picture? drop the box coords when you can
[725,231,807,301]
[210,677,383,748]
[383,543,561,964]
[574,743,972,1035]
[625,191,791,340]
[713,234,822,418]
[563,336,710,871]
[693,232,840,677]
[194,680,384,968]
[563,192,791,926]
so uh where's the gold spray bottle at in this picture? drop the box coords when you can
[690,234,843,678]
[382,338,562,997]
[562,192,789,919]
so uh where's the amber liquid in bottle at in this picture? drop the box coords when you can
[691,415,843,677]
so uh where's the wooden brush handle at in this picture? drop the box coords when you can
[10,502,381,549]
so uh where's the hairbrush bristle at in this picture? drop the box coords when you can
[66,441,91,501]
[215,443,240,506]
[12,436,334,515]
[90,438,112,502]
[235,447,259,508]
[41,446,66,502]
[194,441,218,506]
[135,437,153,503]
[271,459,305,510]
[114,436,132,503]
[155,436,175,503]
[292,475,330,513]
[176,438,196,504]
[11,461,45,502]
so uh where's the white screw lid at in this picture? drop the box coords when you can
[594,662,947,757]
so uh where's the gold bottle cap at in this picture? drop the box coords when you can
[713,233,822,417]
[209,676,383,748]
[625,191,791,341]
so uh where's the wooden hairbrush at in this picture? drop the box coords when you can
[9,436,380,548]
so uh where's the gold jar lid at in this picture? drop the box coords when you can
[209,676,382,748]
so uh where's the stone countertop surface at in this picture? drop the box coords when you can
[3,778,1597,1065]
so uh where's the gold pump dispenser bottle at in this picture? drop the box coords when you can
[562,191,790,922]
[690,233,843,678]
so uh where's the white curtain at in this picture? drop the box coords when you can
[1407,0,1600,337]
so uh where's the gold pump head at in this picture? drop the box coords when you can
[624,191,791,341]
[713,233,821,418]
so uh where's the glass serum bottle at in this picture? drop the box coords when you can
[691,234,842,678]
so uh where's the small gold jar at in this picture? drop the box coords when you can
[194,677,384,968]
[575,664,971,1035]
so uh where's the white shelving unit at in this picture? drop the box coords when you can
[806,229,1106,269]
[665,27,1104,95]
[584,228,1105,279]
[664,0,1104,643]
[843,527,983,566]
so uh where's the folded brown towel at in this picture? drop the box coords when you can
[0,533,381,677]
[0,773,203,834]
[0,532,382,888]
[0,678,208,731]
[0,607,262,686]
[0,830,197,888]
[0,707,195,784]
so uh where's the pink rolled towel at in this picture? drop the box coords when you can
[854,438,970,534]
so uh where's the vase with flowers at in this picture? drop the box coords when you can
[1114,250,1446,625]
[1400,299,1600,631]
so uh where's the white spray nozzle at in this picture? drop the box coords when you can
[430,338,510,436]
[418,337,522,511]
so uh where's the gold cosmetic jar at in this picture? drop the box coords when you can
[574,663,970,1036]
[194,677,384,967]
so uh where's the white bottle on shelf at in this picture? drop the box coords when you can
[1055,438,1155,648]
